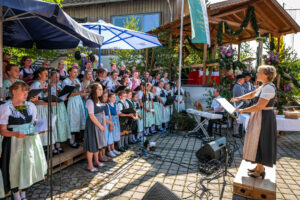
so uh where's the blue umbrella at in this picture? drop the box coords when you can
[0,0,104,86]
[82,20,162,67]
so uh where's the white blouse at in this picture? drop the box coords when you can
[255,84,275,100]
[0,101,37,125]
[86,99,103,114]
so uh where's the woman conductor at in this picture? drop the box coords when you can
[231,65,277,179]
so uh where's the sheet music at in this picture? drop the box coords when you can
[216,98,236,115]
[33,115,57,133]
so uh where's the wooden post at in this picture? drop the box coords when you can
[202,44,208,86]
[145,48,149,72]
[150,49,155,72]
[207,44,218,86]
[169,33,173,81]
[277,37,280,89]
[238,43,241,61]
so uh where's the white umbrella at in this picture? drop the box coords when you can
[82,19,162,66]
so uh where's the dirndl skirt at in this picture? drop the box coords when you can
[111,115,121,142]
[243,110,277,167]
[174,96,185,112]
[145,101,154,128]
[67,95,86,132]
[119,116,130,132]
[153,102,162,126]
[1,135,47,193]
[95,112,107,149]
[137,109,144,133]
[83,112,106,152]
[53,102,71,143]
[36,104,57,146]
[0,170,4,198]
[105,116,114,145]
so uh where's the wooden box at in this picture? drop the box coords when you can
[233,160,276,200]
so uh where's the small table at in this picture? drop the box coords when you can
[237,114,300,132]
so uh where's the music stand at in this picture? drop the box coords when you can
[205,98,236,197]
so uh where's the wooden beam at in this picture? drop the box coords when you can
[254,6,278,31]
[212,6,248,18]
[264,0,289,27]
[202,44,208,86]
[238,43,241,61]
[150,50,155,72]
[145,48,149,71]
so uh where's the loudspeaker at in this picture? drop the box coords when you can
[142,182,182,200]
[196,137,226,161]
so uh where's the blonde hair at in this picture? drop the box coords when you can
[258,65,277,82]
[9,82,30,97]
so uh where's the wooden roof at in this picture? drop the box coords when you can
[152,0,300,45]
[62,0,129,7]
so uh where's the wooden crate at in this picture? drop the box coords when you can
[233,160,276,200]
[51,144,86,174]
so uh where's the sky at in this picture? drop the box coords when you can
[209,0,300,58]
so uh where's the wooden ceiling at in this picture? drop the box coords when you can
[152,0,300,45]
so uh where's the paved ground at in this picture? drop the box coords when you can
[26,131,300,200]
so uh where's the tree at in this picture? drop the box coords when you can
[240,42,254,61]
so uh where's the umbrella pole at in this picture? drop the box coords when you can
[0,6,3,88]
[177,0,184,112]
[98,26,101,68]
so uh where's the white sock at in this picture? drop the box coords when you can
[13,191,21,200]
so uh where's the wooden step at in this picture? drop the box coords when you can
[50,143,86,174]
[233,160,276,200]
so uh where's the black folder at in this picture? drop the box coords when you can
[121,108,136,114]
[58,85,75,97]
[165,96,176,105]
[27,89,43,101]
[42,95,63,103]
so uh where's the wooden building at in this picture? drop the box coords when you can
[62,0,187,30]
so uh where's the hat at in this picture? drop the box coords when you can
[243,72,251,77]
[236,74,245,80]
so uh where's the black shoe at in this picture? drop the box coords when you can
[248,171,265,179]
[58,147,64,153]
[70,142,79,148]
[52,149,59,156]
[232,134,242,138]
[119,147,126,152]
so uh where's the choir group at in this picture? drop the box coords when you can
[0,54,186,200]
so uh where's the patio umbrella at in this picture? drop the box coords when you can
[82,19,162,67]
[0,0,104,87]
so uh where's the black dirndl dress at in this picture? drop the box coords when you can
[83,102,105,152]
[254,84,277,167]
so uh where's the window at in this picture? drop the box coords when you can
[112,13,161,32]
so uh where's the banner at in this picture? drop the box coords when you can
[188,0,211,46]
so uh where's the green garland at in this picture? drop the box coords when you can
[217,6,259,44]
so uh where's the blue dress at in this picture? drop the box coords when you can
[108,103,121,142]
[104,104,114,145]
[62,78,86,133]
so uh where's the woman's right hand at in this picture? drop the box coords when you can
[98,125,105,131]
[230,97,239,102]
[15,131,27,138]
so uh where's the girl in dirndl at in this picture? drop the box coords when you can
[164,83,174,128]
[63,67,86,148]
[102,92,117,158]
[231,65,277,179]
[107,93,121,155]
[132,92,143,141]
[50,71,71,154]
[84,83,106,172]
[157,81,167,130]
[142,83,154,135]
[150,86,162,133]
[125,89,137,144]
[30,68,58,149]
[0,82,47,200]
[173,82,185,112]
[117,90,134,152]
